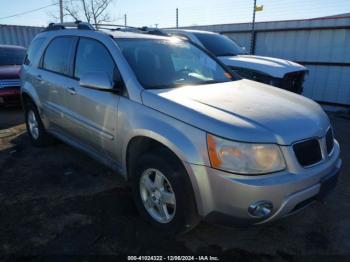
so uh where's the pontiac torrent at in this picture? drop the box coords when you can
[20,22,341,233]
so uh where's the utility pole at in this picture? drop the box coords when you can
[59,0,63,23]
[250,0,257,55]
[176,8,179,28]
[124,13,127,26]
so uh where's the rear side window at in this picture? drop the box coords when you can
[42,37,76,76]
[74,38,115,81]
[24,38,45,65]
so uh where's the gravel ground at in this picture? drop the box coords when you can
[0,108,349,261]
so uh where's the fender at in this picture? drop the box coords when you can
[118,97,210,172]
[20,66,42,110]
[117,97,211,215]
[21,82,42,110]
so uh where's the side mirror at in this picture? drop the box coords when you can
[79,72,113,91]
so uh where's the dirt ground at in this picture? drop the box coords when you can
[0,108,349,261]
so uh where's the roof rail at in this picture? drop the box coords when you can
[44,21,95,31]
[94,24,137,28]
[94,23,169,36]
[93,24,139,31]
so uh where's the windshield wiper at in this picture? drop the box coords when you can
[202,80,230,85]
[188,80,228,86]
[146,83,185,90]
[216,52,237,57]
[146,79,229,90]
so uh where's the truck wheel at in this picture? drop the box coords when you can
[25,102,53,146]
[132,149,200,234]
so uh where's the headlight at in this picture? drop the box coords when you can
[207,134,286,174]
[231,67,281,87]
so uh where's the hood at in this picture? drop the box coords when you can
[218,55,307,78]
[0,65,21,79]
[142,80,329,145]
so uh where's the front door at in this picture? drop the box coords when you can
[65,37,119,159]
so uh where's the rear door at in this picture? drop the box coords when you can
[65,37,119,158]
[37,36,77,132]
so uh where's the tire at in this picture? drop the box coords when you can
[24,102,53,147]
[132,148,200,235]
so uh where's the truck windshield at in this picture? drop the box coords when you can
[193,32,247,57]
[0,47,26,66]
[115,38,234,89]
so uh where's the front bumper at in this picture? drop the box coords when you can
[186,140,341,225]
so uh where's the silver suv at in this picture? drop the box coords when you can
[21,22,341,233]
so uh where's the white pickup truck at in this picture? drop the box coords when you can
[165,29,308,94]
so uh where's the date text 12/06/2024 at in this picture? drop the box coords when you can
[127,256,220,261]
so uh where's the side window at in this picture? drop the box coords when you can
[24,37,45,66]
[74,38,115,81]
[42,37,76,76]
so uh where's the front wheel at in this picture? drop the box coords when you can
[132,149,199,234]
[139,167,177,224]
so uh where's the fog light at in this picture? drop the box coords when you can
[248,201,273,218]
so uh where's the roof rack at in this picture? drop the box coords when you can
[95,24,169,36]
[44,21,95,31]
[43,21,169,37]
[93,24,139,31]
[138,27,169,36]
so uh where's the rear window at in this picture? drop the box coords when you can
[42,37,76,76]
[0,47,26,66]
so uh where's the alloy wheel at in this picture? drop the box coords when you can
[27,110,39,140]
[139,168,176,223]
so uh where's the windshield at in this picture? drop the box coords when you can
[193,32,247,57]
[0,47,26,66]
[116,38,233,89]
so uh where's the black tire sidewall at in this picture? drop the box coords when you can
[24,103,50,146]
[132,151,199,234]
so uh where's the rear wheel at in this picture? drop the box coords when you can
[132,149,200,234]
[24,102,53,146]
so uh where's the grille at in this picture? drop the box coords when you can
[325,128,334,154]
[281,71,306,94]
[0,79,21,89]
[293,139,322,167]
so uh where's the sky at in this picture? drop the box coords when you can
[0,0,349,28]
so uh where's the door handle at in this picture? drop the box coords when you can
[35,75,43,81]
[67,87,77,95]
